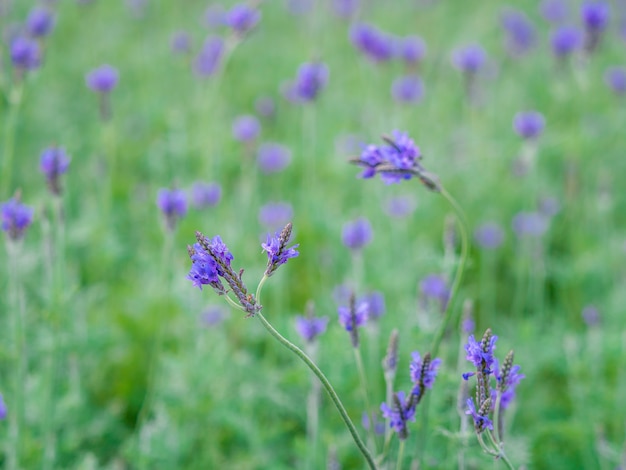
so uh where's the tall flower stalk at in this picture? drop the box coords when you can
[1,83,24,197]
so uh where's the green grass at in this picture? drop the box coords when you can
[1,0,626,468]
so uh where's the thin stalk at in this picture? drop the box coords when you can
[395,440,406,470]
[304,342,321,470]
[255,276,376,470]
[1,83,24,197]
[429,187,470,358]
[354,346,376,451]
[381,372,394,457]
[485,430,516,470]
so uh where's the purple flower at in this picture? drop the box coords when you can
[194,36,224,77]
[582,305,601,326]
[1,198,34,240]
[605,67,626,95]
[85,65,119,93]
[191,182,221,209]
[361,412,386,435]
[257,143,291,173]
[187,242,221,290]
[513,111,545,139]
[540,0,568,23]
[295,315,329,342]
[200,305,226,327]
[512,211,549,237]
[391,75,424,104]
[171,31,192,54]
[157,188,187,230]
[232,115,261,142]
[285,62,329,103]
[40,147,70,195]
[581,1,610,32]
[550,26,583,57]
[262,223,299,277]
[341,217,372,250]
[224,4,260,35]
[332,283,352,306]
[495,359,524,410]
[398,35,426,65]
[474,222,504,249]
[466,398,493,432]
[26,7,56,38]
[10,36,41,71]
[359,291,385,320]
[501,9,536,56]
[538,196,561,217]
[464,333,497,372]
[420,274,449,310]
[337,299,368,331]
[332,0,359,19]
[380,391,416,440]
[259,202,293,230]
[384,195,416,218]
[409,351,442,391]
[0,393,6,420]
[349,23,395,63]
[451,44,487,74]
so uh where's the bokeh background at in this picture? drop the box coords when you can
[1,0,625,468]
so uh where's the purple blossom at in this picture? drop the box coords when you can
[513,111,545,139]
[40,147,70,195]
[474,222,504,249]
[295,315,329,342]
[341,217,372,250]
[224,4,260,35]
[361,412,386,435]
[550,25,583,57]
[462,316,475,334]
[464,333,497,372]
[191,182,221,209]
[380,391,416,440]
[200,305,226,327]
[26,7,56,38]
[501,9,536,56]
[409,351,442,391]
[171,31,192,54]
[359,291,385,319]
[420,274,450,310]
[540,0,568,23]
[194,36,224,77]
[581,1,610,32]
[337,299,368,331]
[258,202,293,230]
[512,211,549,237]
[0,393,6,420]
[187,242,221,290]
[495,360,525,410]
[605,67,626,95]
[261,224,299,277]
[10,36,41,71]
[232,115,261,142]
[391,75,424,104]
[538,196,561,217]
[466,398,493,431]
[398,35,426,65]
[451,44,487,74]
[384,195,416,218]
[349,23,394,63]
[285,62,329,103]
[257,143,291,173]
[332,0,359,19]
[157,188,187,230]
[85,65,119,93]
[1,198,34,240]
[582,304,601,326]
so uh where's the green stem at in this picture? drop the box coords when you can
[1,83,24,197]
[354,346,376,451]
[396,440,406,470]
[485,430,516,470]
[429,187,470,358]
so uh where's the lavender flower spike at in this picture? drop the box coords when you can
[337,294,368,347]
[86,65,119,93]
[157,188,187,231]
[224,4,261,36]
[1,198,34,241]
[409,351,441,406]
[262,222,299,277]
[295,314,329,343]
[0,393,6,420]
[513,111,545,140]
[380,391,416,440]
[10,36,41,72]
[341,217,372,250]
[40,146,71,196]
[496,350,525,410]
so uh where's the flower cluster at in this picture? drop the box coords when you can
[1,198,34,241]
[337,294,369,348]
[381,350,441,440]
[40,147,71,195]
[261,222,300,277]
[284,62,329,103]
[351,131,440,190]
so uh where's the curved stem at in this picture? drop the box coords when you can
[253,279,377,470]
[429,187,470,358]
[485,431,516,470]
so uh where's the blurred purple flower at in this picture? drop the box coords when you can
[605,67,626,94]
[451,44,487,73]
[338,299,368,331]
[513,111,545,139]
[384,195,416,218]
[540,0,568,23]
[501,9,536,56]
[295,315,329,342]
[512,211,548,237]
[26,7,56,37]
[259,202,293,230]
[420,274,449,310]
[0,393,6,420]
[332,0,359,19]
[191,182,221,209]
[85,65,119,93]
[1,198,34,241]
[349,23,395,63]
[232,115,261,142]
[361,412,386,435]
[285,62,329,103]
[359,291,385,320]
[550,25,583,57]
[194,36,224,77]
[581,1,610,32]
[538,196,561,217]
[391,75,424,104]
[398,35,426,65]
[157,188,187,230]
[171,31,191,54]
[255,96,276,118]
[474,222,504,249]
[10,36,41,71]
[224,4,260,35]
[262,225,299,277]
[40,146,70,195]
[342,217,373,250]
[381,391,416,440]
[333,283,352,305]
[582,305,601,326]
[200,305,226,327]
[462,316,475,334]
[257,143,291,173]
